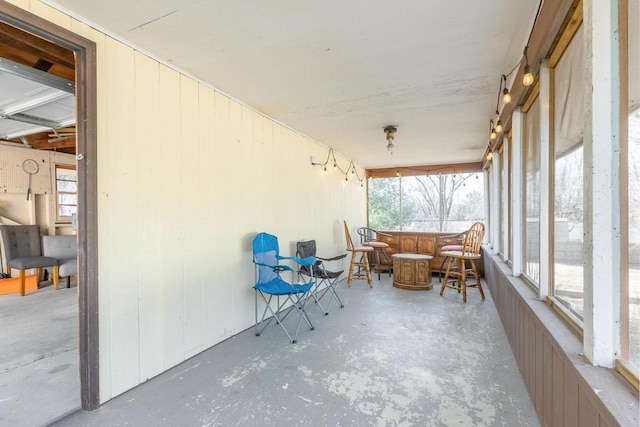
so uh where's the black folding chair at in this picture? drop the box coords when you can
[297,240,346,315]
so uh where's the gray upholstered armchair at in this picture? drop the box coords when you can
[0,225,59,296]
[43,235,77,288]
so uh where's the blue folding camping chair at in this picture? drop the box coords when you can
[252,232,317,343]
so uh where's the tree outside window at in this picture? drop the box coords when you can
[368,172,484,232]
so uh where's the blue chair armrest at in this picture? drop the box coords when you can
[253,261,294,272]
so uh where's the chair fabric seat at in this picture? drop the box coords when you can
[441,244,463,252]
[254,277,313,296]
[362,241,389,248]
[440,250,482,260]
[8,256,59,270]
[58,259,77,278]
[306,265,342,279]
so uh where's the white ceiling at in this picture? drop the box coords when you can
[47,0,539,168]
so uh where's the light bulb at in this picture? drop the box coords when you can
[523,65,534,86]
[351,168,355,174]
[360,181,364,188]
[345,175,349,182]
[495,120,503,134]
[490,129,497,140]
[503,88,511,104]
[387,141,394,155]
[323,165,327,173]
[333,162,337,169]
[487,151,494,160]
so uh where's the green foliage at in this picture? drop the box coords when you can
[368,178,400,230]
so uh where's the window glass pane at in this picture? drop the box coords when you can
[56,168,76,180]
[552,26,585,320]
[367,173,485,232]
[525,97,541,285]
[58,193,77,205]
[57,180,77,192]
[401,173,484,232]
[59,205,77,217]
[368,178,400,230]
[553,146,584,319]
[629,108,640,369]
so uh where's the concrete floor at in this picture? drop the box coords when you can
[0,281,80,427]
[53,276,539,427]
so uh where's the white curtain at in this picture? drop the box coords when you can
[526,96,541,173]
[554,25,585,157]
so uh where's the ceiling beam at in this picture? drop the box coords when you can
[30,136,75,150]
[368,162,483,178]
[0,21,75,69]
[0,43,75,80]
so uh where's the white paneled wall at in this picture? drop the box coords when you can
[11,0,367,402]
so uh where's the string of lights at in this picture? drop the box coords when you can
[486,0,543,147]
[310,148,365,187]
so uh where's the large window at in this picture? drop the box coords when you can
[552,25,585,321]
[368,172,485,232]
[524,95,541,286]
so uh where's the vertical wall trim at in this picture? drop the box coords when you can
[511,108,524,276]
[484,169,491,239]
[583,0,621,367]
[539,61,551,299]
[491,154,501,249]
[502,139,510,260]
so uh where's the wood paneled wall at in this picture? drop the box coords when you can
[6,0,367,402]
[483,249,638,427]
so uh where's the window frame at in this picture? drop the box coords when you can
[55,164,77,223]
[366,171,486,233]
[618,0,640,388]
[548,21,586,330]
[521,84,541,290]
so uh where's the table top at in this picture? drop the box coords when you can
[391,253,433,260]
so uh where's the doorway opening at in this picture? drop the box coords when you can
[0,0,98,422]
